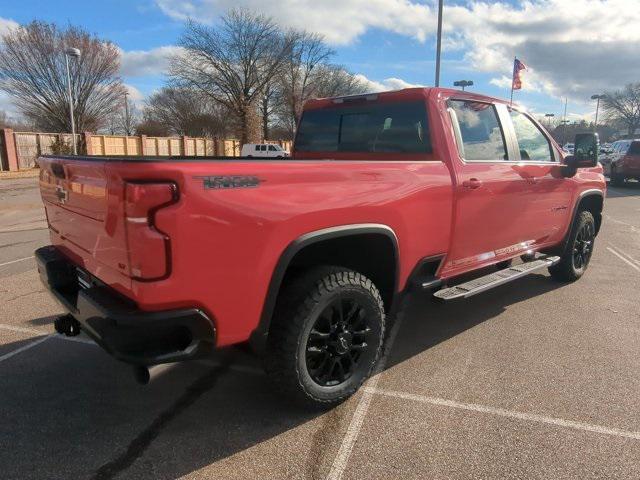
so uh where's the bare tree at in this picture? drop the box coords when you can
[603,83,640,137]
[135,118,171,137]
[141,87,232,138]
[278,31,334,128]
[0,109,6,128]
[170,10,293,144]
[314,65,369,98]
[273,64,368,136]
[104,95,138,135]
[121,94,137,136]
[0,21,126,133]
[261,81,280,140]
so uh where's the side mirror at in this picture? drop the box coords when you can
[567,133,599,168]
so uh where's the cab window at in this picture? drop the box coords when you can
[268,145,277,151]
[295,101,431,154]
[509,109,554,162]
[448,100,507,161]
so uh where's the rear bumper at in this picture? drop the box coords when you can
[35,246,216,366]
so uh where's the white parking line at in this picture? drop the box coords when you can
[326,306,405,480]
[609,244,640,265]
[607,247,640,273]
[0,256,35,268]
[0,335,51,363]
[365,387,640,441]
[0,323,42,335]
[604,215,640,232]
[0,323,95,345]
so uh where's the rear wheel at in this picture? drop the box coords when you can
[549,210,595,282]
[265,267,385,408]
[610,165,625,186]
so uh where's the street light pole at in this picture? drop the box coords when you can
[124,91,130,136]
[591,94,606,131]
[434,0,444,87]
[64,47,81,155]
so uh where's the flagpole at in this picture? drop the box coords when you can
[510,56,516,106]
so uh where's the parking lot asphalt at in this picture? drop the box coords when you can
[1,177,639,479]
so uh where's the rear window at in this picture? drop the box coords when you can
[628,142,640,155]
[295,101,431,154]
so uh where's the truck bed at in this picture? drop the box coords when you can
[37,154,454,346]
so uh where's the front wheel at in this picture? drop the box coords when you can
[265,267,385,408]
[549,210,596,282]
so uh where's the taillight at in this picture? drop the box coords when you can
[124,182,178,280]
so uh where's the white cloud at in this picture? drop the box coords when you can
[444,0,640,101]
[355,74,424,93]
[155,0,436,45]
[0,91,16,116]
[154,0,640,101]
[0,16,19,36]
[119,46,184,77]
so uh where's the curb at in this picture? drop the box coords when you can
[0,170,40,180]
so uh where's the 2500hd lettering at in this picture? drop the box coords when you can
[36,88,605,408]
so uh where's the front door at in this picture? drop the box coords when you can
[507,107,573,245]
[441,99,559,277]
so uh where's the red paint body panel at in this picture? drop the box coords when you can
[37,87,606,348]
[620,154,640,176]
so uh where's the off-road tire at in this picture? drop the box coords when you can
[264,266,385,409]
[549,210,596,282]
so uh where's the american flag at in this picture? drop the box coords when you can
[512,58,527,90]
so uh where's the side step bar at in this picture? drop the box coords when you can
[433,256,560,301]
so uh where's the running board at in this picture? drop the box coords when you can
[433,256,560,301]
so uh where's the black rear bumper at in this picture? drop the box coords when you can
[35,246,216,366]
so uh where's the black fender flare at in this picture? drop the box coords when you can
[553,189,604,255]
[249,223,399,351]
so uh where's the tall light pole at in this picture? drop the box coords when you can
[453,80,473,91]
[434,0,444,87]
[123,91,130,136]
[591,94,606,131]
[64,47,81,155]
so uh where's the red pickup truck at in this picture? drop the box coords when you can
[36,88,605,407]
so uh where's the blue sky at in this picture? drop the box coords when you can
[2,0,638,122]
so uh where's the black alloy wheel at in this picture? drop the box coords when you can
[572,221,595,270]
[305,295,372,387]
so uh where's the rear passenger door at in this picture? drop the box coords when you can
[443,99,560,276]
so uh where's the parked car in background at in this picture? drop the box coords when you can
[563,143,575,154]
[602,139,640,186]
[241,143,290,158]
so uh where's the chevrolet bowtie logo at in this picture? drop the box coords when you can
[55,185,68,204]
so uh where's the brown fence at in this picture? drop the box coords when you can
[0,128,293,172]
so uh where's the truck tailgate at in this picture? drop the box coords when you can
[39,157,156,293]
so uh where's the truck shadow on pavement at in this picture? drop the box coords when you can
[0,273,563,480]
[606,180,640,197]
[386,273,562,370]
